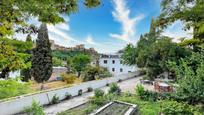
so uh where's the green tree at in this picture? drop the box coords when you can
[0,38,32,79]
[146,37,190,79]
[83,65,100,81]
[158,0,204,46]
[168,49,204,104]
[0,0,101,37]
[72,54,91,77]
[31,24,52,83]
[121,44,137,66]
[52,57,64,67]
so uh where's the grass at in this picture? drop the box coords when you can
[117,94,160,115]
[31,78,82,92]
[58,93,160,115]
[0,78,82,101]
[57,102,98,115]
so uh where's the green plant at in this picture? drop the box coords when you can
[87,87,93,92]
[0,79,30,99]
[24,100,45,115]
[161,100,202,115]
[78,89,83,96]
[108,83,121,95]
[61,73,76,84]
[31,24,52,83]
[135,84,158,101]
[94,89,104,98]
[65,92,72,100]
[51,94,60,104]
[135,84,145,96]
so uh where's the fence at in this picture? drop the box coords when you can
[0,72,139,115]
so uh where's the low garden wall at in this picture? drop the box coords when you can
[0,72,139,115]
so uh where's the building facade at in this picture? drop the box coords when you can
[99,53,137,76]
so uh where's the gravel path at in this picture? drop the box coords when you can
[44,76,145,115]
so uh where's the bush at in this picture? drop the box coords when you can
[65,92,72,100]
[91,96,107,106]
[98,67,112,78]
[51,94,60,104]
[78,89,83,96]
[108,83,121,95]
[0,79,30,99]
[161,100,202,114]
[135,84,158,101]
[61,73,76,84]
[94,89,104,98]
[135,84,145,96]
[24,100,45,115]
[87,87,93,92]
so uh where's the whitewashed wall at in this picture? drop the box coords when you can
[0,72,139,115]
[99,57,137,76]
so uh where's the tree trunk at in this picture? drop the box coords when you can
[77,71,81,77]
[0,67,9,79]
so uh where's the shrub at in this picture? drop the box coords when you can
[61,73,76,84]
[161,100,202,114]
[24,100,45,115]
[65,92,72,100]
[51,94,60,104]
[91,96,106,106]
[94,89,104,98]
[0,79,30,99]
[108,83,121,95]
[78,89,83,96]
[135,84,158,101]
[87,87,93,92]
[135,84,145,96]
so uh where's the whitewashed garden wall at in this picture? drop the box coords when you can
[0,72,139,115]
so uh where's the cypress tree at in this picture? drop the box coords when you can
[31,24,52,83]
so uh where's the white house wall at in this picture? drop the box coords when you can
[99,57,137,76]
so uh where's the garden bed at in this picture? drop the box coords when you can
[92,101,137,115]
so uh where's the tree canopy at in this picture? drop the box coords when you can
[71,54,91,77]
[0,0,101,37]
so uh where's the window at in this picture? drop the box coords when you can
[120,68,123,72]
[112,68,115,72]
[104,60,107,64]
[112,60,115,64]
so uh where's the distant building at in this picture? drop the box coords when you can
[49,40,98,54]
[49,67,67,81]
[99,52,137,76]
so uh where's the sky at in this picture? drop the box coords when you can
[15,0,192,53]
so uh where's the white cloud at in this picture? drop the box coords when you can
[110,0,144,41]
[162,21,193,42]
[86,35,96,45]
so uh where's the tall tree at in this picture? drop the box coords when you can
[31,24,52,83]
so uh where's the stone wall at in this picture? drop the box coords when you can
[0,72,139,115]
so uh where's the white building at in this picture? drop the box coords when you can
[99,53,137,76]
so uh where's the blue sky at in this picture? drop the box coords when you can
[15,0,192,53]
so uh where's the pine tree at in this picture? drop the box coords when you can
[31,24,52,83]
[150,17,156,34]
